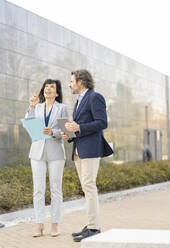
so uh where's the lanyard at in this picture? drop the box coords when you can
[44,104,53,127]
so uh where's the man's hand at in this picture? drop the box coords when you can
[61,131,69,140]
[43,127,53,136]
[29,93,39,108]
[65,121,80,132]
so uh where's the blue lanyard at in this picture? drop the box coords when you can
[44,104,53,127]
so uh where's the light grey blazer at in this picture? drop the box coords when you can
[25,101,68,161]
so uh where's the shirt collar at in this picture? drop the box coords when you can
[78,89,88,100]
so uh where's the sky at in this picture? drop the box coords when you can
[8,0,170,76]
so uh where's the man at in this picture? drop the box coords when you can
[62,69,113,242]
[143,144,152,162]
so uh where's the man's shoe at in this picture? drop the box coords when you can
[0,223,5,228]
[72,226,87,237]
[73,228,101,242]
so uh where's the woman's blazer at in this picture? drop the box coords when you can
[25,101,68,161]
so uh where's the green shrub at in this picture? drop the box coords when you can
[0,160,170,213]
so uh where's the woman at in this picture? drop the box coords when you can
[25,79,68,237]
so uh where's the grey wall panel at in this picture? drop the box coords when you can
[0,98,16,124]
[20,58,49,82]
[48,22,64,46]
[0,0,169,165]
[0,74,6,97]
[16,101,28,124]
[0,123,8,149]
[27,12,48,40]
[7,51,27,77]
[6,1,27,32]
[0,0,5,24]
[0,49,7,74]
[0,24,8,49]
[63,29,80,52]
[7,26,28,55]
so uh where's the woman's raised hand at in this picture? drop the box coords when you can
[29,93,39,108]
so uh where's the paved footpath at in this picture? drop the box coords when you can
[0,188,170,248]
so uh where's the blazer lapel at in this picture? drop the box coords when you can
[39,102,45,125]
[73,100,78,120]
[48,101,60,127]
[74,90,91,121]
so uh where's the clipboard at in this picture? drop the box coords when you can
[57,118,76,138]
[21,117,51,141]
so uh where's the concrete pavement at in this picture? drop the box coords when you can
[0,186,170,248]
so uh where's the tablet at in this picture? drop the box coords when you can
[57,118,76,138]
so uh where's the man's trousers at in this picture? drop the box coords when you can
[74,154,100,229]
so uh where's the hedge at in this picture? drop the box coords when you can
[0,160,170,214]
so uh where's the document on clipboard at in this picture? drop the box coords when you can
[57,118,76,139]
[21,117,51,142]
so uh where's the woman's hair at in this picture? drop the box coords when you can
[71,69,95,90]
[38,79,63,103]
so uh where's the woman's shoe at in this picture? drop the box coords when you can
[50,223,60,237]
[33,224,44,238]
[50,231,60,237]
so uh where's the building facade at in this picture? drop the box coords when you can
[0,0,169,166]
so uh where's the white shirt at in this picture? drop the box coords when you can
[77,89,88,110]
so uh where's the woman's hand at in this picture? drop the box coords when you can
[43,127,53,136]
[29,93,39,108]
[61,131,69,140]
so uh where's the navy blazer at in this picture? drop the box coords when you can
[70,89,113,159]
